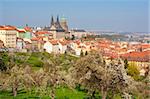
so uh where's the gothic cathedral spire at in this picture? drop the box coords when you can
[56,15,59,23]
[51,15,54,26]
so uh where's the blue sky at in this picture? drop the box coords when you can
[0,0,149,32]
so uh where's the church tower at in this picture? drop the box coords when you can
[60,16,68,32]
[51,16,54,25]
[55,15,63,30]
[49,15,66,39]
[56,15,59,23]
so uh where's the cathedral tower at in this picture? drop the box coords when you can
[51,16,54,26]
[60,16,68,32]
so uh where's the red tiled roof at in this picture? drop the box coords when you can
[121,51,150,62]
[98,43,109,48]
[37,36,45,39]
[0,25,17,30]
[31,37,40,41]
[0,26,4,30]
[16,29,26,33]
[36,31,49,35]
[74,40,81,45]
[50,40,58,45]
[141,44,150,49]
[85,42,90,46]
[102,51,119,59]
[59,40,69,46]
[31,36,45,41]
[24,26,32,32]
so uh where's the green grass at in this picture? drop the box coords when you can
[56,87,86,99]
[26,52,44,67]
[0,52,78,69]
[0,87,87,99]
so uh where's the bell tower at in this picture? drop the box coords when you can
[60,16,68,32]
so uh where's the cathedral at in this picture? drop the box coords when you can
[44,15,69,39]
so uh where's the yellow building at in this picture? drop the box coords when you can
[0,26,18,48]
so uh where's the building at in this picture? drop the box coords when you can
[24,26,34,39]
[58,40,68,54]
[50,16,66,39]
[60,16,68,32]
[16,27,26,38]
[70,29,87,39]
[0,40,4,48]
[35,31,53,40]
[16,38,24,50]
[121,51,150,62]
[44,16,68,39]
[24,40,32,51]
[43,39,69,54]
[16,37,28,52]
[0,25,17,48]
[43,40,59,53]
[31,37,44,52]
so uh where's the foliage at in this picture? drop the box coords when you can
[0,52,146,98]
[71,35,75,40]
[69,51,134,99]
[85,51,88,56]
[136,69,150,99]
[0,58,7,72]
[0,52,10,71]
[127,62,140,81]
[80,50,84,57]
[124,59,128,69]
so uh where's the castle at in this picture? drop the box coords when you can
[44,15,69,39]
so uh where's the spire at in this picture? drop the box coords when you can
[51,16,54,25]
[56,15,59,23]
[56,15,62,29]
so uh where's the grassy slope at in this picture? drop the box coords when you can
[0,52,124,99]
[0,87,86,99]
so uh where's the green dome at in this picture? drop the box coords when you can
[60,16,67,22]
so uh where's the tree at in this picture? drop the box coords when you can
[0,52,10,72]
[0,58,7,72]
[124,59,128,69]
[2,65,23,97]
[136,68,150,99]
[38,56,64,99]
[69,52,133,99]
[1,65,35,97]
[80,50,84,57]
[21,65,35,94]
[127,62,140,81]
[71,35,75,40]
[85,51,88,55]
[65,51,67,54]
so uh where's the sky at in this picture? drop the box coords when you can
[0,0,149,32]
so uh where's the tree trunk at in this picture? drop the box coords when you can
[91,91,95,99]
[12,86,17,97]
[102,91,107,99]
[12,79,18,97]
[101,86,107,99]
[50,88,55,99]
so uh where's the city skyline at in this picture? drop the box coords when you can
[0,0,149,32]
